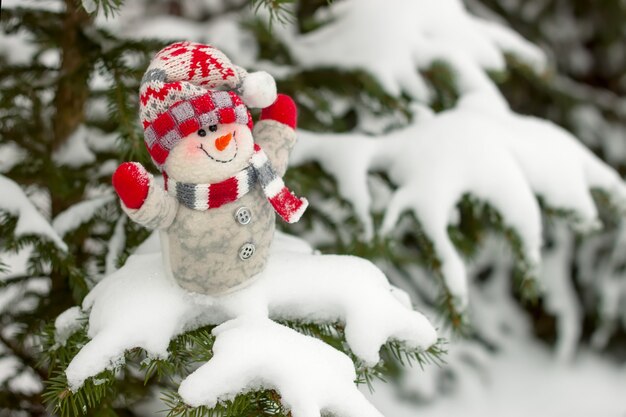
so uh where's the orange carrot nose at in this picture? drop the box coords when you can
[215,132,232,151]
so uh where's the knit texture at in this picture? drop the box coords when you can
[143,90,252,169]
[140,42,244,126]
[168,165,256,210]
[166,145,307,223]
[250,144,307,223]
[139,41,276,170]
[260,94,297,129]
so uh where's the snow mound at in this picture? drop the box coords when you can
[0,174,66,251]
[180,317,384,417]
[64,231,436,394]
[291,108,626,307]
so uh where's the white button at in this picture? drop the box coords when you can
[235,207,252,225]
[239,243,255,260]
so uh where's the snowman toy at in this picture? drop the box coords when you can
[112,42,307,295]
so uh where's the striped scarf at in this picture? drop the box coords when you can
[166,145,307,223]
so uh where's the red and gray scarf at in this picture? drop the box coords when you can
[166,145,307,223]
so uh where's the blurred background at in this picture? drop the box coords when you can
[1,0,625,416]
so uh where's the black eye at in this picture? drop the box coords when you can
[197,129,206,137]
[209,125,218,132]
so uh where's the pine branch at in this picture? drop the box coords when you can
[250,0,297,27]
[80,0,124,17]
[42,371,116,417]
[0,329,47,382]
[141,327,216,385]
[282,320,447,388]
[162,389,290,417]
[0,391,47,417]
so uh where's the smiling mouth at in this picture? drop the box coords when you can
[198,142,238,163]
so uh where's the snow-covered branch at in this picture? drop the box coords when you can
[283,0,545,104]
[179,317,384,417]
[0,174,66,251]
[58,232,436,415]
[291,107,626,307]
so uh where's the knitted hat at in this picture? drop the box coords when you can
[139,41,277,169]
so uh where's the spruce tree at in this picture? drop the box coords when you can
[469,0,626,351]
[0,0,624,416]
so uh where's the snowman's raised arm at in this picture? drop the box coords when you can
[252,94,298,177]
[112,162,178,230]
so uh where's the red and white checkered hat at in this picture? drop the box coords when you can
[139,42,277,169]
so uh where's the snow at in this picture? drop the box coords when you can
[52,125,96,168]
[85,130,119,153]
[64,231,437,394]
[0,174,66,250]
[284,0,545,101]
[378,233,626,416]
[0,355,42,394]
[365,338,626,417]
[180,317,384,417]
[81,0,97,14]
[0,143,27,173]
[0,246,49,396]
[578,219,626,349]
[572,105,626,167]
[290,107,626,307]
[539,223,581,362]
[3,0,622,413]
[2,0,62,11]
[104,216,126,275]
[0,247,50,319]
[99,11,257,68]
[0,32,38,66]
[54,306,86,347]
[52,195,115,237]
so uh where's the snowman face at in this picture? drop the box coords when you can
[165,123,254,183]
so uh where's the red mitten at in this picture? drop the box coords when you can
[112,162,151,209]
[260,94,297,130]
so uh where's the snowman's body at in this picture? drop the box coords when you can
[122,120,296,295]
[163,183,275,294]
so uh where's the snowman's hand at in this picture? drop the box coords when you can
[112,162,178,230]
[260,94,297,130]
[112,162,151,209]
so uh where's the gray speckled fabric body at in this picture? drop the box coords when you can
[163,186,275,294]
[122,120,296,295]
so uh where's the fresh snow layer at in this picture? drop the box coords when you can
[577,218,626,349]
[0,174,66,250]
[98,10,258,68]
[104,217,127,275]
[291,108,626,307]
[52,195,115,237]
[64,231,437,394]
[81,0,97,14]
[54,306,86,347]
[0,143,27,173]
[285,0,545,102]
[365,337,626,417]
[540,223,581,362]
[52,125,97,168]
[179,317,384,417]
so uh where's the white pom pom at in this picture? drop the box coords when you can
[240,71,277,108]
